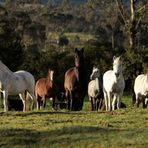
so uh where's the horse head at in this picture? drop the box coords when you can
[74,48,84,68]
[90,66,100,80]
[47,68,54,82]
[113,56,122,79]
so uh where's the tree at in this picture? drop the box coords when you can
[0,13,24,71]
[115,0,148,90]
[61,0,72,13]
[115,0,148,51]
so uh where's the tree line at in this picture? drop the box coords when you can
[0,0,148,92]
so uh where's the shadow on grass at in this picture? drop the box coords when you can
[0,126,147,147]
[0,110,91,117]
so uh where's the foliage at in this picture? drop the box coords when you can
[0,8,24,71]
[0,1,147,93]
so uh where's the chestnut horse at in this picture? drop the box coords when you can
[35,69,56,110]
[64,48,87,111]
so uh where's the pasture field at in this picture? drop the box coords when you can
[47,32,96,44]
[0,95,148,148]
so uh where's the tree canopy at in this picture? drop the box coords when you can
[0,0,148,91]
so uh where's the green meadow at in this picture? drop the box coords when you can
[0,96,147,148]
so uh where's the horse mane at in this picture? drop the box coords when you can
[0,61,13,76]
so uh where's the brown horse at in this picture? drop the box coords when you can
[35,69,56,110]
[64,48,87,111]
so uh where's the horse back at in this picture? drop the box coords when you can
[134,74,148,95]
[11,70,35,93]
[14,71,35,85]
[35,78,47,96]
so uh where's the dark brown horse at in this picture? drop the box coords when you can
[64,48,87,111]
[35,69,56,110]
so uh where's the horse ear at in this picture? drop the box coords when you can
[93,65,96,69]
[119,55,122,60]
[113,56,116,61]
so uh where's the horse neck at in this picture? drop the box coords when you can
[46,79,53,89]
[47,76,52,82]
[74,66,85,82]
[0,62,13,81]
[112,70,123,83]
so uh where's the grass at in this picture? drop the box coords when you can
[0,95,148,148]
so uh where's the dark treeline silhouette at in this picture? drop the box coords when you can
[0,0,148,93]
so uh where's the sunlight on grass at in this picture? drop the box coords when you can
[0,95,147,147]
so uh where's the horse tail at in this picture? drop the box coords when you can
[65,89,71,110]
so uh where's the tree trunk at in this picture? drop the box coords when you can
[129,0,136,51]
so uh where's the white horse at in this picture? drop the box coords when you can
[134,73,148,108]
[103,56,125,111]
[88,66,103,111]
[0,61,35,112]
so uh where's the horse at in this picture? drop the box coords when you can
[103,56,125,111]
[134,73,148,108]
[64,48,87,111]
[88,66,103,111]
[35,68,57,110]
[0,61,35,112]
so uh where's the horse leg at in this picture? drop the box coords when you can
[104,92,108,111]
[132,92,136,107]
[42,96,46,109]
[3,90,8,112]
[36,95,39,110]
[96,97,101,111]
[107,92,112,111]
[69,91,73,111]
[135,94,139,108]
[117,95,121,110]
[145,98,148,108]
[26,91,33,111]
[89,97,94,111]
[94,98,98,111]
[112,94,117,110]
[97,98,101,111]
[36,94,41,110]
[37,98,42,110]
[142,97,146,109]
[19,93,26,112]
[28,90,35,110]
[67,94,71,111]
[118,92,123,109]
[65,90,70,110]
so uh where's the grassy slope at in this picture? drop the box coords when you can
[0,96,148,148]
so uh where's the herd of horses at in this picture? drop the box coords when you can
[0,48,147,112]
